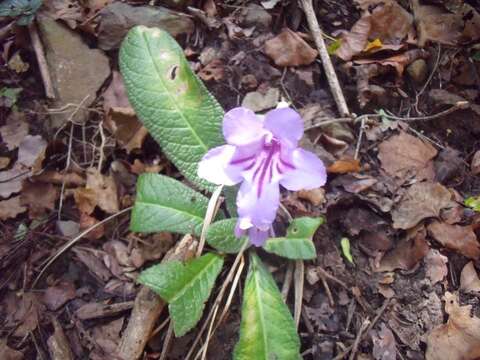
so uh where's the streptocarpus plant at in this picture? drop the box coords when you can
[120,26,326,359]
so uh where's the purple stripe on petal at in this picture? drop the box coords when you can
[230,154,256,165]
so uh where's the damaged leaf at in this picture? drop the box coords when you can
[264,28,318,67]
[428,221,480,260]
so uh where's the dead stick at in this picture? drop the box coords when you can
[28,21,55,99]
[299,0,350,116]
[348,319,370,360]
[117,235,198,360]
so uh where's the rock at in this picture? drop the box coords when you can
[97,2,194,50]
[407,59,428,84]
[37,16,110,127]
[242,4,272,28]
[241,87,280,112]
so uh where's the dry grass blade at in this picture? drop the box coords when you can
[196,185,224,257]
[160,322,174,360]
[294,260,304,329]
[32,206,132,288]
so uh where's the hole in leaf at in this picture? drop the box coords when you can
[169,65,179,80]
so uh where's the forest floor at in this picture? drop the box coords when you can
[1,0,480,359]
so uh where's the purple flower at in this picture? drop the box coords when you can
[198,106,327,246]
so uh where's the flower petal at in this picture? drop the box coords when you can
[248,227,269,246]
[236,180,280,229]
[223,107,265,146]
[280,149,327,191]
[198,145,243,186]
[264,107,304,148]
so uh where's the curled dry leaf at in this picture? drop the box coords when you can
[460,262,480,293]
[0,196,27,220]
[264,28,318,67]
[20,181,59,219]
[424,249,448,285]
[0,111,29,150]
[391,182,455,230]
[43,280,76,311]
[336,0,413,61]
[413,1,480,47]
[198,59,225,81]
[103,71,148,153]
[327,159,361,174]
[376,226,429,272]
[427,221,480,260]
[85,168,119,214]
[471,150,480,175]
[426,292,480,360]
[47,318,74,360]
[296,188,325,206]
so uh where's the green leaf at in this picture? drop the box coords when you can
[130,173,212,235]
[0,0,42,25]
[465,196,480,212]
[206,218,248,254]
[119,26,224,190]
[327,38,342,55]
[340,237,354,264]
[263,217,323,260]
[234,253,301,360]
[138,253,224,336]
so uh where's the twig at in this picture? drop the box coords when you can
[97,120,106,172]
[348,319,370,360]
[32,207,132,288]
[299,0,350,116]
[199,303,220,360]
[28,20,55,99]
[293,260,304,329]
[196,185,224,257]
[159,323,174,360]
[57,122,74,221]
[320,272,335,307]
[316,266,348,291]
[354,116,366,160]
[117,235,197,360]
[281,261,295,301]
[333,299,390,360]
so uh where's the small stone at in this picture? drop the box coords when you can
[97,3,194,50]
[242,4,272,28]
[38,15,110,127]
[407,59,428,84]
[241,87,280,112]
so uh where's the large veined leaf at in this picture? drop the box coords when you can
[130,173,212,235]
[119,26,224,190]
[138,253,224,336]
[206,218,248,254]
[263,217,323,260]
[234,253,301,360]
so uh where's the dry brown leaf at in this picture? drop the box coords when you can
[33,171,85,187]
[296,188,325,206]
[391,182,454,230]
[426,292,480,360]
[353,49,428,76]
[336,0,412,61]
[371,323,397,360]
[20,181,59,219]
[428,221,480,260]
[73,187,97,215]
[264,28,318,67]
[376,226,429,272]
[85,168,119,214]
[43,280,76,311]
[0,157,10,170]
[17,135,47,173]
[79,212,105,240]
[0,196,27,220]
[0,111,29,150]
[0,339,23,360]
[47,318,74,360]
[336,16,371,61]
[198,59,225,81]
[471,150,480,175]
[378,131,437,180]
[413,1,480,47]
[424,249,448,285]
[460,262,480,293]
[327,159,361,174]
